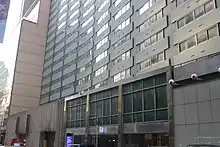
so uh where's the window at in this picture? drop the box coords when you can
[144,89,154,110]
[139,30,164,51]
[115,0,122,6]
[177,17,185,29]
[194,5,205,19]
[114,18,130,34]
[97,23,108,36]
[78,62,91,73]
[179,41,187,52]
[185,12,193,24]
[123,73,168,124]
[207,26,218,39]
[177,1,215,29]
[95,50,107,63]
[87,27,93,34]
[69,9,79,19]
[60,0,67,5]
[187,36,196,48]
[156,10,163,20]
[95,80,107,89]
[115,2,130,20]
[140,10,163,32]
[69,19,78,27]
[59,12,67,21]
[205,0,214,13]
[70,0,79,11]
[140,52,164,70]
[66,96,86,128]
[113,69,130,82]
[150,34,157,44]
[96,37,108,50]
[179,25,219,52]
[157,30,163,40]
[58,21,66,29]
[78,75,91,85]
[139,0,156,15]
[82,16,93,28]
[84,0,92,7]
[197,31,208,44]
[133,92,142,111]
[59,4,67,13]
[177,0,188,6]
[113,51,130,65]
[98,0,109,12]
[89,88,118,126]
[97,11,108,24]
[114,33,130,49]
[140,1,149,15]
[83,4,94,17]
[95,65,107,76]
[156,86,167,108]
[124,94,132,113]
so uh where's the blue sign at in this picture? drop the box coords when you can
[0,0,10,42]
[66,136,73,147]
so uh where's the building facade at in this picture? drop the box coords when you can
[40,0,220,147]
[4,0,51,146]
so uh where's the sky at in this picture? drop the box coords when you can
[0,0,24,72]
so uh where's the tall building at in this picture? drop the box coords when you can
[39,0,220,146]
[3,0,220,146]
[0,61,9,144]
[4,0,51,146]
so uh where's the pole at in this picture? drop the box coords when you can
[96,119,98,147]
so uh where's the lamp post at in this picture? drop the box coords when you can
[96,118,98,147]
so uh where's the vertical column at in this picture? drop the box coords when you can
[167,59,174,147]
[118,85,124,147]
[85,94,90,145]
[55,99,65,147]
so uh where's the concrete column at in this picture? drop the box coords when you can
[85,94,90,145]
[118,85,124,147]
[55,100,65,147]
[167,60,174,147]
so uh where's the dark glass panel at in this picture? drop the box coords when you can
[155,73,166,85]
[123,94,132,113]
[89,119,95,126]
[156,109,168,121]
[144,89,155,110]
[123,114,132,123]
[103,89,111,98]
[123,83,132,94]
[111,97,118,115]
[111,116,118,124]
[103,99,110,116]
[103,117,110,125]
[96,101,103,117]
[111,87,118,96]
[133,92,142,112]
[133,80,143,91]
[90,102,96,117]
[144,111,155,122]
[156,86,167,108]
[143,77,154,88]
[133,113,143,122]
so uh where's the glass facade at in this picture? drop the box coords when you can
[66,73,168,128]
[123,73,168,123]
[66,96,86,128]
